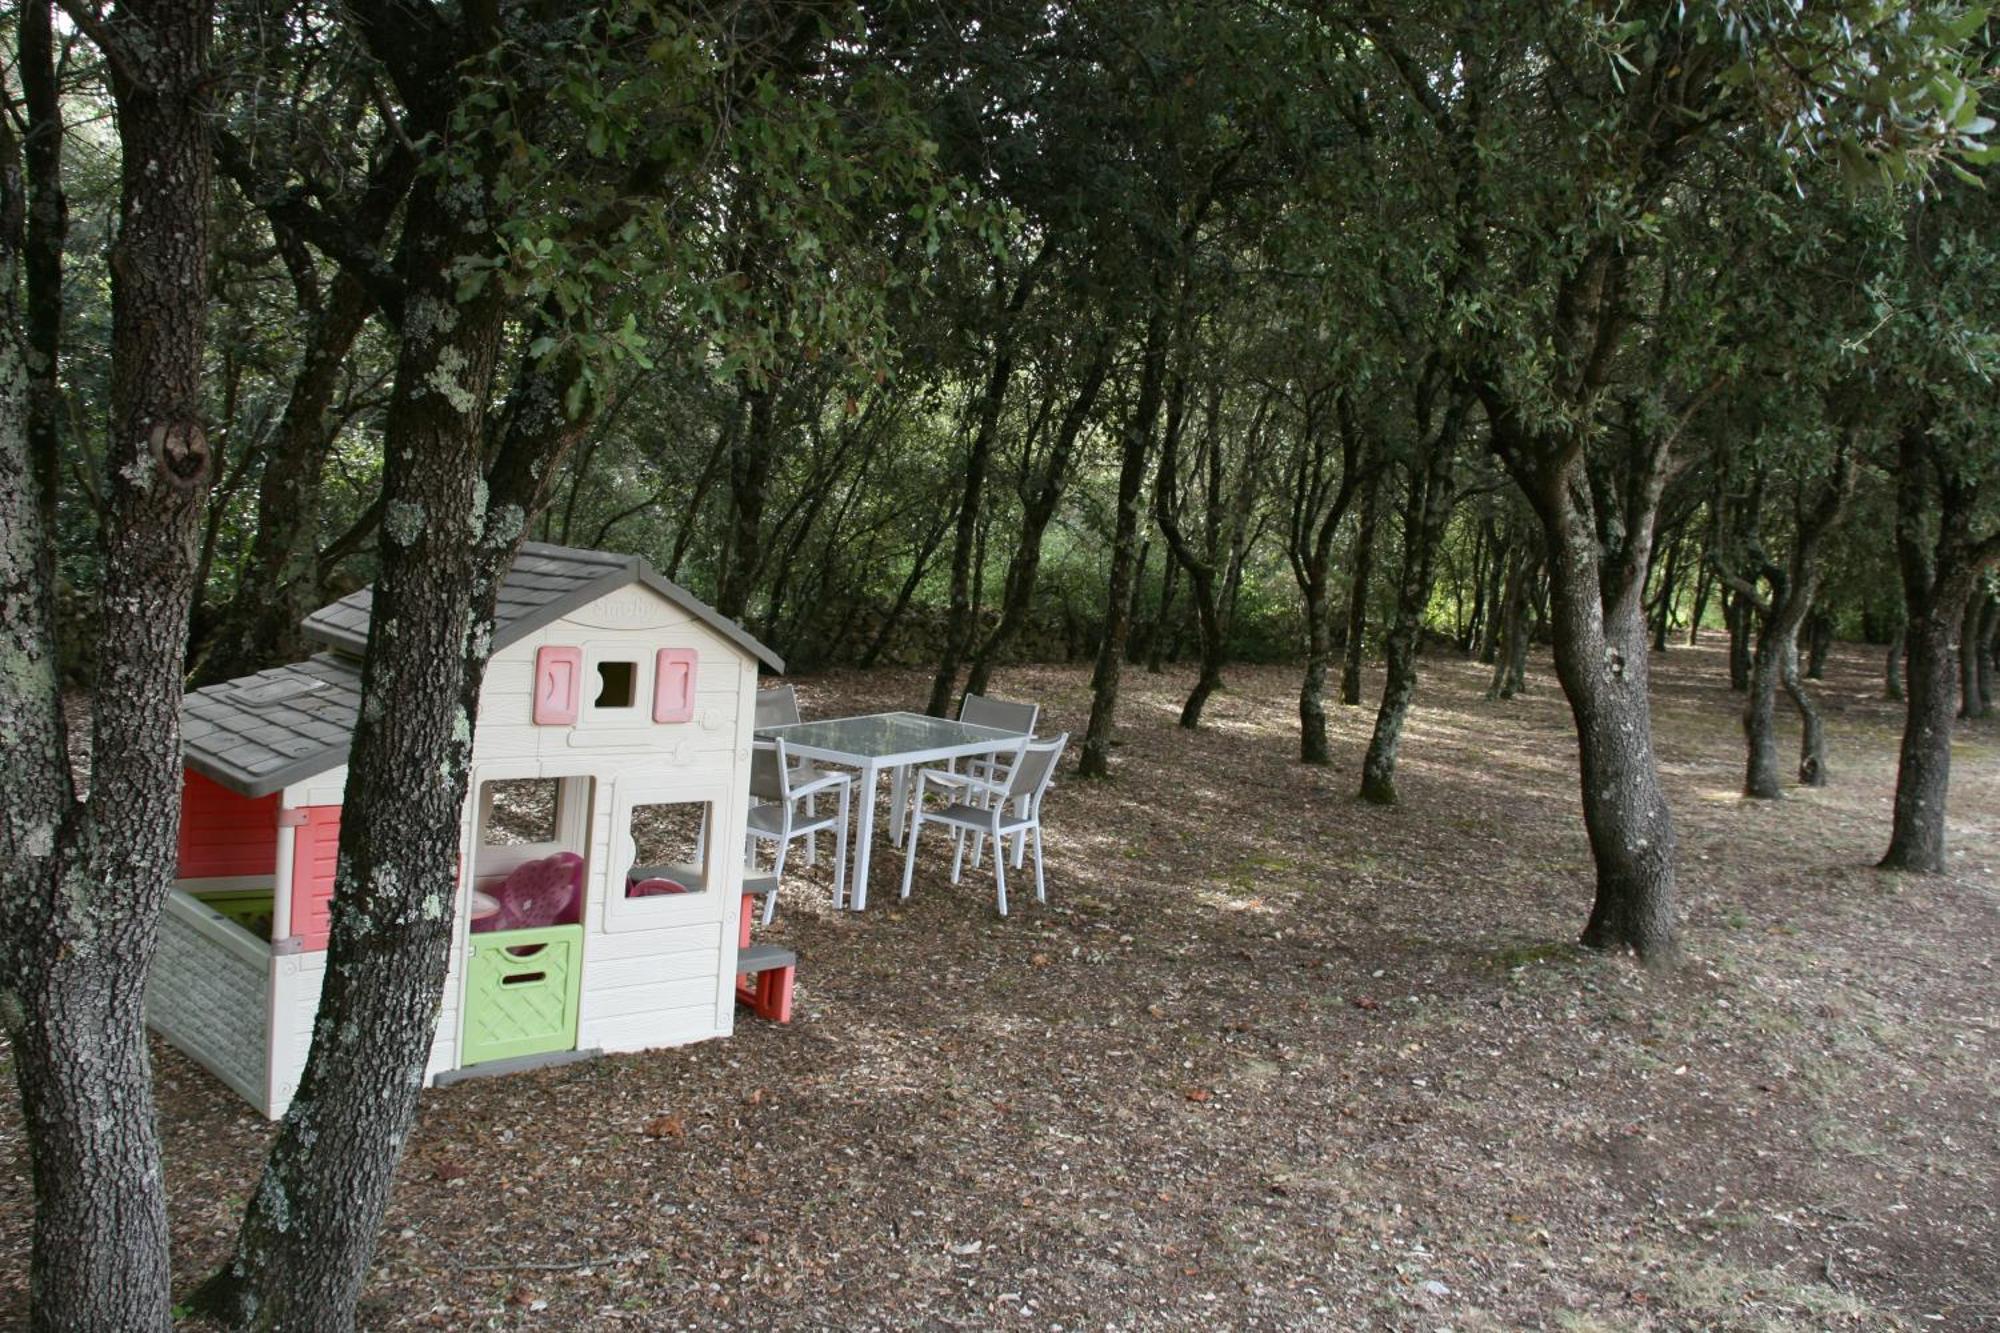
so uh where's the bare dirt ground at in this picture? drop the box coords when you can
[2,642,1996,1331]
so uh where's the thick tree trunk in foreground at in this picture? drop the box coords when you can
[200,148,518,1328]
[0,4,213,1326]
[1542,494,1678,961]
[1080,302,1168,779]
[1339,457,1383,705]
[1486,381,1680,965]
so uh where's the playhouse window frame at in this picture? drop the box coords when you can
[603,777,735,935]
[583,646,647,723]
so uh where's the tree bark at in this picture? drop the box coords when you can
[1288,391,1362,765]
[1339,454,1383,705]
[1804,609,1833,680]
[966,340,1110,698]
[1881,421,2000,872]
[1360,405,1461,804]
[928,258,1044,717]
[1724,587,1754,691]
[198,274,373,681]
[717,381,779,620]
[1885,621,1906,700]
[1484,378,1680,965]
[1977,595,1997,715]
[1958,592,1991,719]
[1080,299,1169,779]
[0,3,213,1327]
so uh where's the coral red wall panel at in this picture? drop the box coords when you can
[288,806,342,951]
[177,770,280,880]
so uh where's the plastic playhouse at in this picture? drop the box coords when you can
[153,543,796,1118]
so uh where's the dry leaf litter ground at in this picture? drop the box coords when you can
[1,642,1995,1331]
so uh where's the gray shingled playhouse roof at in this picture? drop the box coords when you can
[184,542,784,798]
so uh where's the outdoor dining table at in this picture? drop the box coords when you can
[753,710,1028,911]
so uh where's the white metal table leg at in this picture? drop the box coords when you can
[850,760,879,911]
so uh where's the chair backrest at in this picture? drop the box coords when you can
[755,685,801,730]
[1006,733,1068,804]
[960,693,1039,737]
[749,738,792,802]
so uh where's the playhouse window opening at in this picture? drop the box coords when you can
[481,778,562,845]
[595,659,637,709]
[625,801,713,897]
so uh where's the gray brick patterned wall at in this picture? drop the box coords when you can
[147,907,268,1107]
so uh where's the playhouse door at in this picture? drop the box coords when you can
[461,925,585,1066]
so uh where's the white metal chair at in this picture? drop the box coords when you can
[755,684,825,864]
[746,737,851,922]
[893,693,1041,849]
[899,733,1067,916]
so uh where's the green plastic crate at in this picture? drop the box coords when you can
[461,925,584,1066]
[193,887,275,940]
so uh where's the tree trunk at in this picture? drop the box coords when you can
[966,342,1110,698]
[198,134,521,1321]
[1958,592,1989,719]
[0,3,213,1327]
[859,510,951,669]
[1339,456,1382,705]
[1541,483,1678,963]
[1486,544,1529,700]
[928,260,1042,717]
[1360,414,1459,804]
[1650,535,1681,653]
[1724,587,1753,691]
[1080,301,1169,779]
[198,275,373,681]
[1977,596,1997,714]
[1805,609,1832,680]
[1685,559,1711,647]
[1880,421,2000,872]
[1885,621,1906,700]
[1883,600,1963,871]
[717,382,779,620]
[1784,640,1827,786]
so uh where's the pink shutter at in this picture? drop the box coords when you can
[533,646,583,724]
[653,648,697,723]
[288,806,341,951]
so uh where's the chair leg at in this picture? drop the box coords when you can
[970,830,985,869]
[993,838,1009,917]
[804,791,817,867]
[899,816,921,901]
[764,838,790,927]
[1032,824,1046,903]
[833,784,851,910]
[950,825,966,884]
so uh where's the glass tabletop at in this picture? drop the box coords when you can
[757,710,1022,761]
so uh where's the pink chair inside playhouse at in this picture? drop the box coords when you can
[478,852,584,932]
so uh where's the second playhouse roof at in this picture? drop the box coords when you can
[184,542,783,798]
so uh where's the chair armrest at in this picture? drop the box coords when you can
[790,771,851,801]
[924,768,1008,800]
